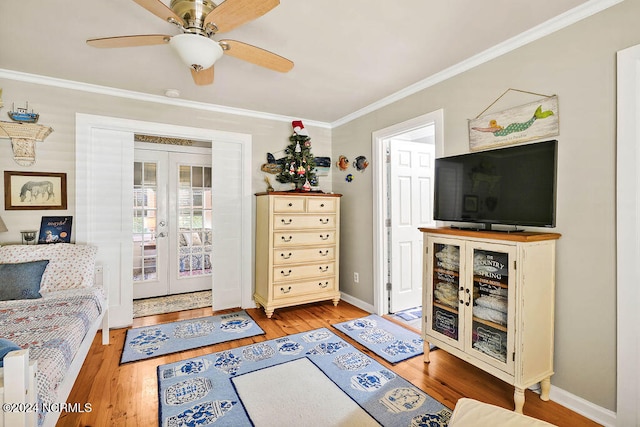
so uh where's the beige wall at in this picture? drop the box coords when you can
[332,1,637,411]
[0,80,332,245]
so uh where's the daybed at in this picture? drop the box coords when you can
[0,244,109,427]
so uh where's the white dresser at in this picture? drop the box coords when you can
[254,192,342,318]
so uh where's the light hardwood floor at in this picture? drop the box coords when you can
[60,301,600,426]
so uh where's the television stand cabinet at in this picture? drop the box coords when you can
[419,227,561,413]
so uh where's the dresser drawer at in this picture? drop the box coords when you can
[272,278,336,300]
[307,197,337,213]
[273,231,336,247]
[273,262,335,282]
[273,246,335,265]
[273,214,336,230]
[273,197,305,212]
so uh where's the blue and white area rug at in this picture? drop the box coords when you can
[392,306,423,330]
[157,328,451,427]
[121,311,264,363]
[395,306,422,322]
[332,314,424,364]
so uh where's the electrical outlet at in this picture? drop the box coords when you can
[353,272,359,283]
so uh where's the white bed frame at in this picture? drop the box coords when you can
[0,265,110,427]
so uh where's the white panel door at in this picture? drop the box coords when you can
[389,139,435,312]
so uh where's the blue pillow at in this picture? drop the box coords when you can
[0,260,49,301]
[0,338,22,367]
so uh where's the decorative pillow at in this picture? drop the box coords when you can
[0,338,22,368]
[0,260,49,301]
[0,244,97,292]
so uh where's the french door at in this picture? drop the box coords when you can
[133,149,213,299]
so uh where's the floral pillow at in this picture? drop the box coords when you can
[0,244,97,293]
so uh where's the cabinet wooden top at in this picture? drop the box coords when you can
[255,192,342,197]
[419,227,561,242]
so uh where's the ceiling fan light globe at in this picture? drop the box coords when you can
[170,33,223,70]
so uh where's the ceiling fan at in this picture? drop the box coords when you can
[86,0,293,85]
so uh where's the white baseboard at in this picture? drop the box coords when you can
[339,292,375,314]
[340,292,616,426]
[549,385,616,426]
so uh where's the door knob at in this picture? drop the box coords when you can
[157,232,167,238]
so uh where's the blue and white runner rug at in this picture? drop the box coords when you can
[333,314,424,363]
[157,328,451,427]
[121,310,264,363]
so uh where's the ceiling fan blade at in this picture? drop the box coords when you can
[205,0,279,33]
[221,39,293,72]
[191,66,214,85]
[133,0,185,26]
[87,35,171,48]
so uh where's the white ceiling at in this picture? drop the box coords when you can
[0,0,611,125]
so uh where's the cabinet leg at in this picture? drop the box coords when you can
[423,341,431,363]
[540,377,551,401]
[514,387,525,414]
[265,309,274,319]
[332,297,340,306]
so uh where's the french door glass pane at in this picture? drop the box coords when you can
[133,161,158,282]
[179,166,191,186]
[178,165,213,278]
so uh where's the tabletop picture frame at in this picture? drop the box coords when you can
[4,171,68,210]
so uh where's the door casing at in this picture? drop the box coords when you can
[76,113,252,328]
[371,110,444,315]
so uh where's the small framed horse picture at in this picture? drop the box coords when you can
[4,171,67,210]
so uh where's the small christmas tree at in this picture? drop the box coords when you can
[276,120,317,190]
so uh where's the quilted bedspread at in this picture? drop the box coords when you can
[0,287,106,406]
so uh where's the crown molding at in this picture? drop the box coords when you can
[330,0,623,128]
[0,68,331,129]
[0,0,622,130]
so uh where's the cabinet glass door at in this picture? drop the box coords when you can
[470,247,511,367]
[429,241,462,345]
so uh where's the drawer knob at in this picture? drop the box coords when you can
[288,203,293,207]
[319,250,329,256]
[319,265,329,272]
[318,282,329,288]
[319,234,329,240]
[281,252,292,259]
[281,218,293,225]
[280,286,292,294]
[280,269,292,277]
[282,236,292,242]
[319,218,329,224]
[320,203,325,207]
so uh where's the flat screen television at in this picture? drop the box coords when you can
[433,140,557,230]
